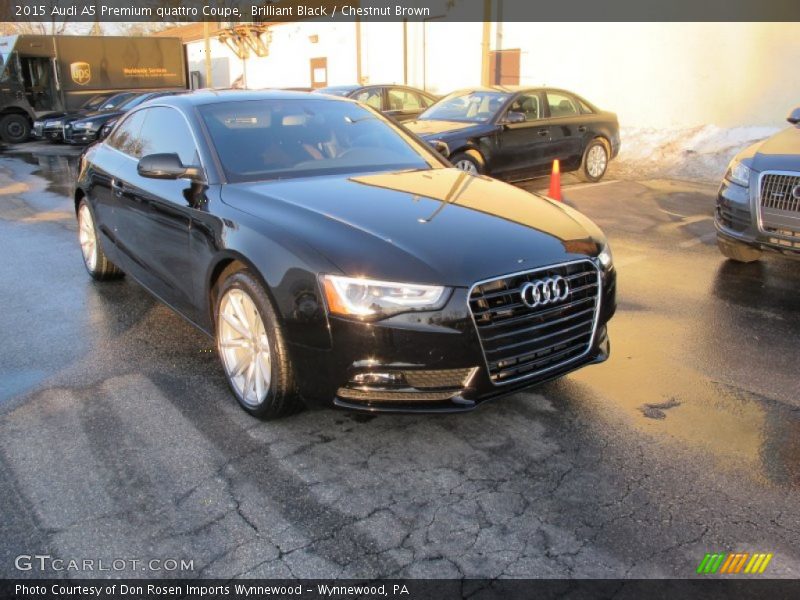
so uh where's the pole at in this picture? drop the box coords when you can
[203,22,212,88]
[480,0,492,86]
[355,19,362,85]
[403,19,408,85]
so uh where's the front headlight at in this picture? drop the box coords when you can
[597,243,613,270]
[725,159,751,188]
[321,274,448,319]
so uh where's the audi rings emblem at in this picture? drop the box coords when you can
[520,276,570,308]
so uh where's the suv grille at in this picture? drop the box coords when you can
[468,260,600,385]
[759,172,800,236]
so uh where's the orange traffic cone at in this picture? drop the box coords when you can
[548,159,562,201]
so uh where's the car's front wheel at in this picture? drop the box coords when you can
[450,150,485,174]
[77,199,123,280]
[579,139,609,182]
[717,235,761,263]
[215,269,300,418]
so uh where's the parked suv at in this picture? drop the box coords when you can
[715,106,800,262]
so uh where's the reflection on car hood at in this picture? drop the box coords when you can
[750,126,800,172]
[405,119,488,139]
[221,168,603,286]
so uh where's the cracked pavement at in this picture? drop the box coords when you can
[0,147,798,579]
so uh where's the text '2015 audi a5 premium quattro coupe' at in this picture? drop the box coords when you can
[75,90,616,418]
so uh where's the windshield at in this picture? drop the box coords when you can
[99,92,137,111]
[419,91,510,122]
[199,99,434,183]
[82,94,110,110]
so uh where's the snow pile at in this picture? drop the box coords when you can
[614,125,780,182]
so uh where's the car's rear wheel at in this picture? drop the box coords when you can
[717,235,761,263]
[579,139,609,182]
[215,270,300,419]
[0,114,31,144]
[451,150,484,174]
[77,200,124,280]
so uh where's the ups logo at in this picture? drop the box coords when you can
[70,62,91,85]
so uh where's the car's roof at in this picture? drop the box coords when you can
[152,89,351,108]
[445,85,579,95]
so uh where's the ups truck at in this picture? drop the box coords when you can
[0,34,187,143]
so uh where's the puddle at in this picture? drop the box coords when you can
[15,153,78,197]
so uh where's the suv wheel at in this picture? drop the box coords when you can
[0,114,31,144]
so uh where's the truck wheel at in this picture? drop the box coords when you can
[717,235,761,263]
[0,114,31,144]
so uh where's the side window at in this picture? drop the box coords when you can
[388,89,422,111]
[353,88,382,110]
[137,107,199,166]
[547,92,580,118]
[419,94,435,108]
[107,109,148,158]
[577,98,595,114]
[507,93,541,121]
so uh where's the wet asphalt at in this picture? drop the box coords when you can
[0,143,798,579]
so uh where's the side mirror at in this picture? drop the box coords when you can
[504,111,526,125]
[138,153,202,181]
[429,140,450,157]
[787,106,800,125]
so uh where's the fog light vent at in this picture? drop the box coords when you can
[351,372,406,386]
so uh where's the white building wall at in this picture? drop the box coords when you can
[496,22,800,129]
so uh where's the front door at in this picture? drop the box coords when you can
[19,56,61,112]
[544,91,586,171]
[495,92,552,179]
[106,106,200,317]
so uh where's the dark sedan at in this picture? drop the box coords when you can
[406,86,620,182]
[32,93,113,139]
[65,90,181,145]
[716,106,800,263]
[75,90,616,418]
[41,91,139,142]
[312,84,438,122]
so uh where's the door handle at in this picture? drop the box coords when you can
[537,129,549,137]
[111,178,125,195]
[578,126,587,133]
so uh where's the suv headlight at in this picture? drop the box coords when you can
[597,243,613,270]
[321,274,448,319]
[725,159,751,188]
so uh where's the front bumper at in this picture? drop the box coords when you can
[289,264,616,413]
[63,127,99,145]
[715,176,800,259]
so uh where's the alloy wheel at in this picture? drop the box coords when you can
[586,145,608,179]
[218,288,272,407]
[78,204,98,271]
[455,159,478,174]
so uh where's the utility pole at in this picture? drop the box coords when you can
[480,0,492,86]
[203,22,213,88]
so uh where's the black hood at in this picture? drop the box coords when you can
[405,119,491,140]
[221,168,605,287]
[739,126,800,172]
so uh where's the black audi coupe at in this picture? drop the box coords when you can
[406,86,620,182]
[75,90,616,418]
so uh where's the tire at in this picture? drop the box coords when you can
[0,114,31,144]
[450,150,485,175]
[77,199,124,280]
[215,269,300,419]
[717,235,761,263]
[578,138,609,182]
